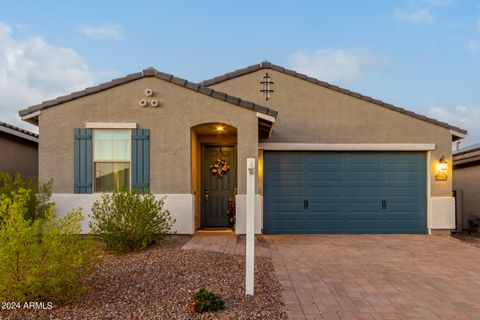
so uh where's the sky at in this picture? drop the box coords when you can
[1,0,479,147]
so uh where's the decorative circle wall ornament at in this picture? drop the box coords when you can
[210,158,231,176]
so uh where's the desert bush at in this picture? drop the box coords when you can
[90,190,175,254]
[0,171,53,222]
[0,188,102,304]
[192,288,225,313]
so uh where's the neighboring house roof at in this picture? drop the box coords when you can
[0,121,38,143]
[202,61,467,138]
[453,143,480,166]
[18,67,278,122]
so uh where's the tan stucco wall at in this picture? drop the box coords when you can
[38,77,258,194]
[0,133,38,181]
[453,164,480,229]
[209,69,453,197]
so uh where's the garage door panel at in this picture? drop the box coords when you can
[385,154,422,164]
[266,219,306,229]
[268,187,303,197]
[345,202,382,212]
[387,202,419,212]
[345,153,382,164]
[269,170,303,184]
[308,171,342,181]
[307,220,344,229]
[345,220,382,229]
[387,220,422,229]
[346,171,382,181]
[309,203,343,212]
[264,151,426,234]
[308,187,343,197]
[307,153,342,163]
[386,172,421,182]
[345,187,383,197]
[269,202,304,212]
[386,187,421,197]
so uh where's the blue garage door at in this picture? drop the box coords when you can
[263,152,426,234]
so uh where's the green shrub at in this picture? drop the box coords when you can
[192,288,225,313]
[89,190,175,254]
[0,171,53,223]
[0,188,102,304]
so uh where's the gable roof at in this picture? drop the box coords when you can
[453,143,480,166]
[202,61,467,138]
[0,121,38,143]
[18,67,278,122]
[454,143,480,156]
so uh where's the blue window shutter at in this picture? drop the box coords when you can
[131,128,150,193]
[74,128,93,193]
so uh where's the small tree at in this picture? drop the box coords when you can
[0,171,53,222]
[90,190,175,254]
[0,189,102,304]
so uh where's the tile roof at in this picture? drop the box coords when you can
[0,120,38,142]
[454,142,480,156]
[202,61,467,135]
[18,67,278,119]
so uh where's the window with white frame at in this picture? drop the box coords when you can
[93,130,131,192]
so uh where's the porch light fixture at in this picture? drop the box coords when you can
[215,126,225,132]
[435,156,448,181]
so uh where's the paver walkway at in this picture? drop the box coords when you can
[265,235,480,320]
[181,233,271,256]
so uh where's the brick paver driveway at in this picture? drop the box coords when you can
[265,235,480,320]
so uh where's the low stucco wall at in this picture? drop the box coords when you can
[429,197,456,231]
[51,193,195,234]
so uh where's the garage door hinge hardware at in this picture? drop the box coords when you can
[381,200,388,209]
[304,200,309,209]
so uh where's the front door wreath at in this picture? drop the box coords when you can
[210,159,231,176]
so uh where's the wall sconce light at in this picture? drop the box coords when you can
[435,156,448,181]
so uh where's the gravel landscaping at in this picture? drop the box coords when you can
[1,236,287,320]
[452,231,480,248]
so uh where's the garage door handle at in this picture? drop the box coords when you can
[304,200,309,209]
[381,200,388,209]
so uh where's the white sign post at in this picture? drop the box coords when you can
[245,158,255,296]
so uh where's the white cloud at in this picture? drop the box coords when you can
[0,22,93,131]
[287,48,384,83]
[78,23,122,41]
[428,106,480,144]
[468,40,479,53]
[393,8,435,24]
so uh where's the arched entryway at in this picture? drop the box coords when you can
[191,123,238,230]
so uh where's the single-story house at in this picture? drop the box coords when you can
[0,120,38,181]
[18,61,466,235]
[453,144,480,231]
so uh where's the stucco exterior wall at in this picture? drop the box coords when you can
[0,133,38,181]
[209,69,454,198]
[38,77,259,195]
[51,193,195,234]
[453,164,480,229]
